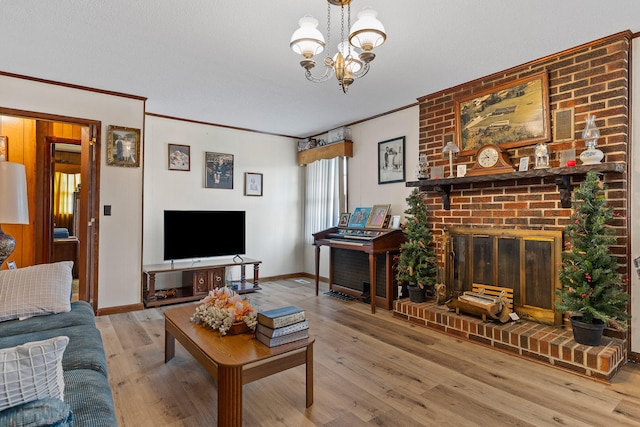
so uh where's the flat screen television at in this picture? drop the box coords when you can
[163,210,246,261]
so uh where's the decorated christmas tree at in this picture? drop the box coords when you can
[556,171,629,328]
[395,188,437,291]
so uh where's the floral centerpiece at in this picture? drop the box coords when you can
[190,286,258,336]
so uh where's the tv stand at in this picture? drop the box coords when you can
[142,257,262,308]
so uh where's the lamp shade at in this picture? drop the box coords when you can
[349,8,386,52]
[442,141,460,154]
[0,162,29,224]
[290,16,325,58]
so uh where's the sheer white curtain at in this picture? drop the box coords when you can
[304,157,347,244]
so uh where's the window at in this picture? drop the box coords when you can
[304,157,347,244]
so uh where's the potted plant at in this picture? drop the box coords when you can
[556,171,630,345]
[395,188,437,302]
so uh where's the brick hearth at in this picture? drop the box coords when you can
[393,298,627,382]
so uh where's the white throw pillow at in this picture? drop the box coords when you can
[0,336,69,411]
[0,261,73,322]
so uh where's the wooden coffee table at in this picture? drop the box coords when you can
[164,305,314,426]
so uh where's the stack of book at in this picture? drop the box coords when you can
[255,306,309,347]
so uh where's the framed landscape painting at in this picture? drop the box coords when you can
[455,71,550,155]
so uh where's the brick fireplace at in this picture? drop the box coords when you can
[392,32,631,379]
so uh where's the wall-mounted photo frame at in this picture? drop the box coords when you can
[107,125,141,167]
[348,207,372,228]
[378,136,405,184]
[205,152,234,189]
[0,136,8,161]
[366,204,390,229]
[244,172,263,196]
[168,144,190,171]
[338,212,351,227]
[455,71,550,155]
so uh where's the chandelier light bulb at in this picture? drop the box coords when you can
[290,16,325,59]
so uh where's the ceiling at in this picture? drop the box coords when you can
[3,1,640,139]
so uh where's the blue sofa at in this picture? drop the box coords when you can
[0,301,117,426]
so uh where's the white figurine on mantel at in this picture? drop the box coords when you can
[534,142,549,169]
[416,153,429,179]
[579,114,604,165]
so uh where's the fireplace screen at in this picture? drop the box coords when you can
[446,227,563,325]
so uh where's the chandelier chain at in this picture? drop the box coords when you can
[326,3,331,49]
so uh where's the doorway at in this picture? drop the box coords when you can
[0,110,101,311]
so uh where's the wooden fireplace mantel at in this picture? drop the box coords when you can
[406,162,625,210]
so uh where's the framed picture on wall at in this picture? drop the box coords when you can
[168,144,190,171]
[455,71,550,155]
[107,125,141,167]
[378,136,405,184]
[205,152,234,189]
[0,136,7,161]
[244,172,263,196]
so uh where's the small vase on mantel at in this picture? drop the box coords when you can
[579,114,604,165]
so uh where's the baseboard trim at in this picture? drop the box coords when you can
[97,303,144,316]
[94,272,328,315]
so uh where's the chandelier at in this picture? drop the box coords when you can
[290,0,386,93]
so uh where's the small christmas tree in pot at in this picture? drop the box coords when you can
[395,188,437,302]
[556,171,630,346]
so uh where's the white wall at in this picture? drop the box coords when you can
[0,74,145,309]
[630,38,640,354]
[143,116,303,285]
[302,106,419,276]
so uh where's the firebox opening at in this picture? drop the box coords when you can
[445,227,563,325]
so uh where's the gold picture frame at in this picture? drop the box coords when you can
[107,125,141,167]
[455,71,550,155]
[0,136,7,161]
[366,204,390,229]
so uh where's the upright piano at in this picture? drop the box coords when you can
[313,226,406,313]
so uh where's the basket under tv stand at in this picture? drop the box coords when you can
[142,257,262,308]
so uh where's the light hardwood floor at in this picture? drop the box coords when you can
[96,278,640,426]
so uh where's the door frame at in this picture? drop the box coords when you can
[0,107,101,311]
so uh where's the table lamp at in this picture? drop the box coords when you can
[442,141,460,177]
[0,161,29,267]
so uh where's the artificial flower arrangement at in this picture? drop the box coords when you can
[190,286,258,336]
